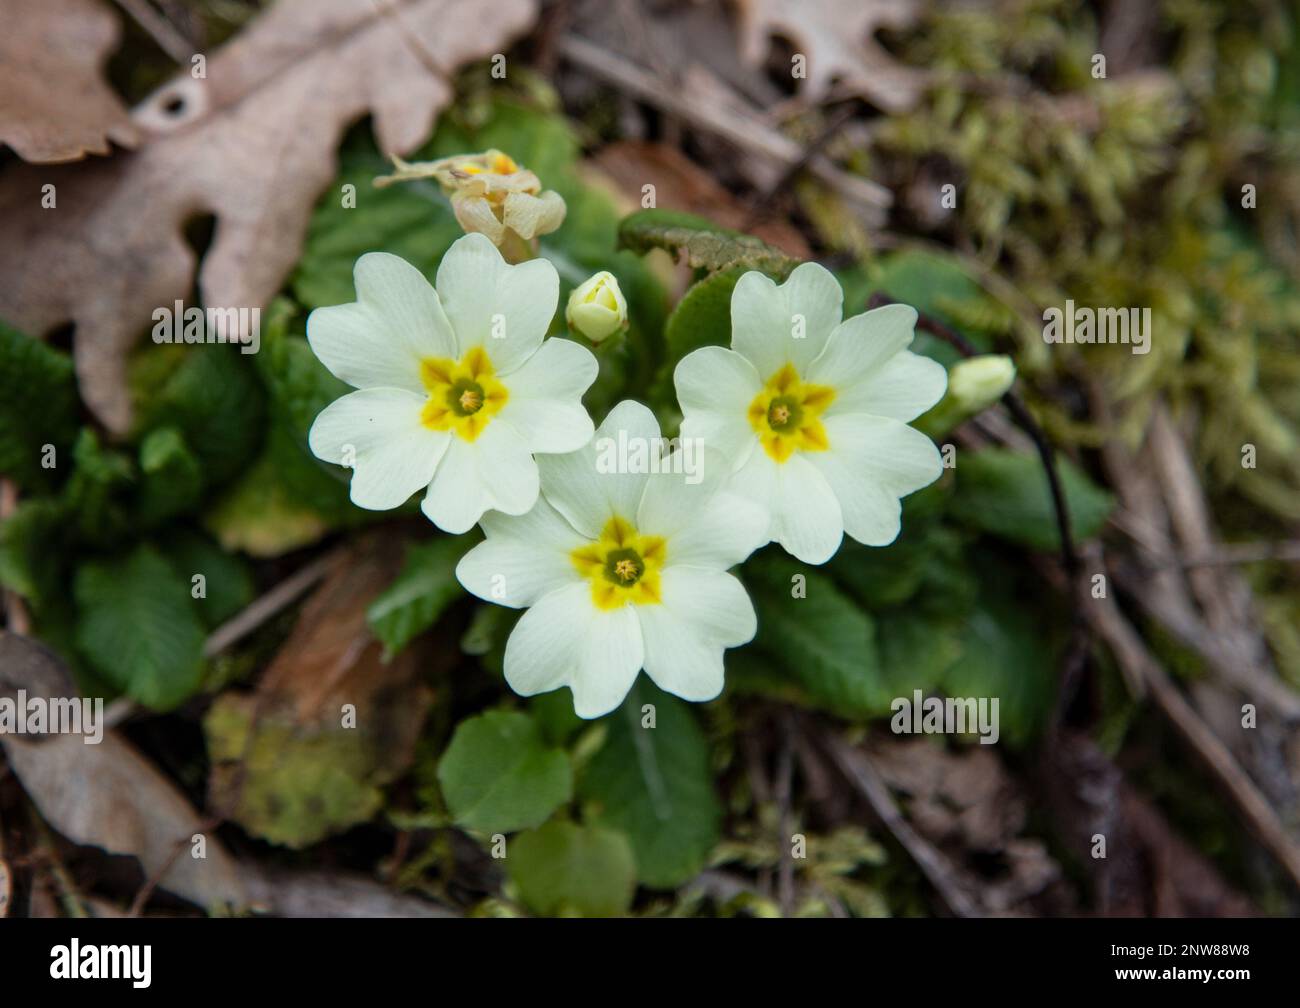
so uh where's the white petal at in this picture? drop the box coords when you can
[674,346,762,464]
[806,303,916,402]
[435,232,559,374]
[455,497,585,608]
[538,400,660,538]
[636,446,767,568]
[808,413,942,546]
[308,387,448,510]
[638,568,755,702]
[731,449,844,564]
[829,349,948,422]
[504,581,644,719]
[420,421,539,533]
[730,262,843,380]
[307,252,457,392]
[498,338,598,454]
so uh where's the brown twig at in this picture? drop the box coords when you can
[741,102,860,232]
[1083,544,1300,891]
[558,33,891,214]
[819,730,981,918]
[112,0,196,64]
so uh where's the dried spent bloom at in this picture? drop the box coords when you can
[455,401,768,718]
[306,233,598,534]
[375,149,565,259]
[673,262,947,564]
[566,270,628,344]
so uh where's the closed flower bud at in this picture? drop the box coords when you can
[948,354,1016,412]
[566,271,628,344]
[915,354,1016,436]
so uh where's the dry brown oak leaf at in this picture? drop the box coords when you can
[0,0,140,163]
[732,0,925,112]
[0,0,538,433]
[0,631,247,912]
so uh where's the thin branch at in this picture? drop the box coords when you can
[203,548,342,658]
[113,0,195,65]
[1083,544,1300,891]
[819,731,981,918]
[741,102,860,232]
[558,33,891,214]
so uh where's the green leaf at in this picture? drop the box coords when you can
[62,429,136,545]
[954,447,1114,551]
[527,688,585,747]
[618,209,797,276]
[206,304,368,555]
[578,681,721,888]
[292,143,464,310]
[203,445,331,557]
[437,710,573,833]
[876,609,964,698]
[367,536,470,656]
[743,551,884,717]
[135,426,203,525]
[940,575,1057,747]
[0,498,71,607]
[73,545,207,710]
[508,820,636,917]
[663,267,743,362]
[132,342,266,487]
[158,528,255,629]
[0,320,79,492]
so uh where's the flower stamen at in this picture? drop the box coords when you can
[747,363,834,462]
[571,516,665,609]
[420,346,507,440]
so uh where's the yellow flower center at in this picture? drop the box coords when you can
[570,516,666,610]
[747,362,835,463]
[419,345,508,442]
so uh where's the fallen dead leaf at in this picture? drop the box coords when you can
[205,535,436,849]
[732,0,925,112]
[0,632,248,913]
[0,0,140,163]
[0,0,538,432]
[867,736,1068,915]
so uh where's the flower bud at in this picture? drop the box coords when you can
[566,271,628,344]
[915,354,1016,436]
[948,354,1016,412]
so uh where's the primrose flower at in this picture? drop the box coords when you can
[566,270,628,343]
[674,262,946,564]
[306,233,598,534]
[375,149,565,257]
[456,401,768,718]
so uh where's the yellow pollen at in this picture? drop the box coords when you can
[419,345,507,441]
[747,362,835,463]
[569,517,666,610]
